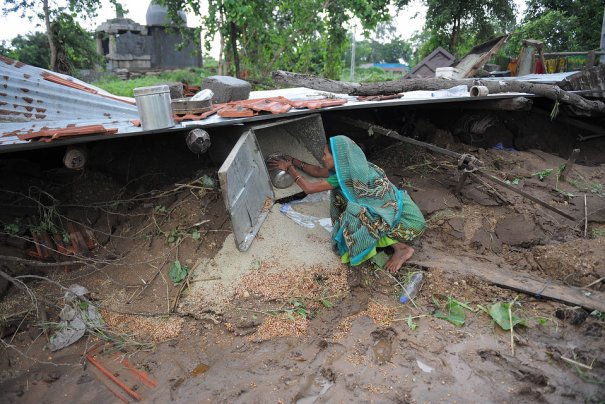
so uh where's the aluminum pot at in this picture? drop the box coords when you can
[133,85,175,131]
[265,153,294,189]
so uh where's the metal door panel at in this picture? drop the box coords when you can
[218,130,274,251]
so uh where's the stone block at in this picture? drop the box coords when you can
[202,75,251,104]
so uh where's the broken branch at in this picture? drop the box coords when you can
[272,70,605,114]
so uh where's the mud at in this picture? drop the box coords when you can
[1,131,604,403]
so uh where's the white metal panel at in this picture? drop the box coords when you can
[218,130,274,251]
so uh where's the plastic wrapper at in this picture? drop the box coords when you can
[191,88,214,101]
[279,191,332,232]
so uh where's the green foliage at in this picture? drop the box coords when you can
[287,298,309,319]
[2,0,121,72]
[320,298,333,309]
[567,174,604,197]
[3,220,21,235]
[417,0,516,59]
[406,314,418,330]
[344,38,413,66]
[433,296,467,327]
[191,230,202,241]
[531,168,554,181]
[591,225,605,239]
[486,301,526,330]
[52,13,104,74]
[5,32,50,69]
[93,68,213,97]
[157,0,409,81]
[169,260,189,285]
[518,0,603,52]
[166,229,184,245]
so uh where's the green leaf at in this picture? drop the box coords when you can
[407,315,417,330]
[191,230,201,240]
[169,260,189,285]
[488,302,526,331]
[435,298,466,327]
[451,298,477,312]
[531,169,554,181]
[370,251,390,269]
[321,299,333,308]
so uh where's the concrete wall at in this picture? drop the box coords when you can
[149,27,202,69]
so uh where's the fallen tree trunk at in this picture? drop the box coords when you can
[272,70,605,115]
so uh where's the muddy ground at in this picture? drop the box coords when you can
[0,123,604,403]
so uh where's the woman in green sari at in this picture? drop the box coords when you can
[268,135,425,273]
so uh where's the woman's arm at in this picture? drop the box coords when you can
[291,157,330,178]
[268,158,334,194]
[285,165,333,194]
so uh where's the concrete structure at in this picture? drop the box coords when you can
[95,1,202,72]
[202,76,251,104]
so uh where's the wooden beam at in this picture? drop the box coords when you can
[560,148,580,182]
[412,252,605,312]
[474,170,576,221]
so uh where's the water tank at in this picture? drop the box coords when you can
[146,1,187,26]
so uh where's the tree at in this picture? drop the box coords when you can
[512,0,604,52]
[52,13,104,74]
[4,32,50,68]
[420,0,516,57]
[2,0,121,73]
[0,13,102,74]
[157,0,411,80]
[345,38,413,66]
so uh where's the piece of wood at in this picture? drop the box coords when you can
[440,97,533,111]
[560,148,580,182]
[455,172,469,195]
[330,115,463,160]
[272,70,605,114]
[474,170,576,221]
[412,252,605,312]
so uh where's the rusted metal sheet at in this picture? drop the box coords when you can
[0,56,141,150]
[454,35,510,78]
[1,58,539,154]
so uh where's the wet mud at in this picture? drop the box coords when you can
[1,130,604,403]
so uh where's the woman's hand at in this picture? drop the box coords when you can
[267,157,292,172]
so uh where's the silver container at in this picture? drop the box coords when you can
[265,153,294,189]
[133,85,175,131]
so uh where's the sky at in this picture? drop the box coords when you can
[0,0,526,58]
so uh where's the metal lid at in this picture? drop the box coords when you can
[133,85,170,97]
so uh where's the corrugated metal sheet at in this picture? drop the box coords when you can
[453,35,509,78]
[0,57,539,154]
[491,71,577,84]
[0,56,143,151]
[181,87,532,129]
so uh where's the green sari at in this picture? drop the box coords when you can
[329,136,426,265]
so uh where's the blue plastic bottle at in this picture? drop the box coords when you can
[399,272,424,304]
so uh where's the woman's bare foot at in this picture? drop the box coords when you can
[385,243,414,273]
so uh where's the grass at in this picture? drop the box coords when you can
[92,67,216,97]
[93,64,404,98]
[591,224,605,239]
[341,67,405,83]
